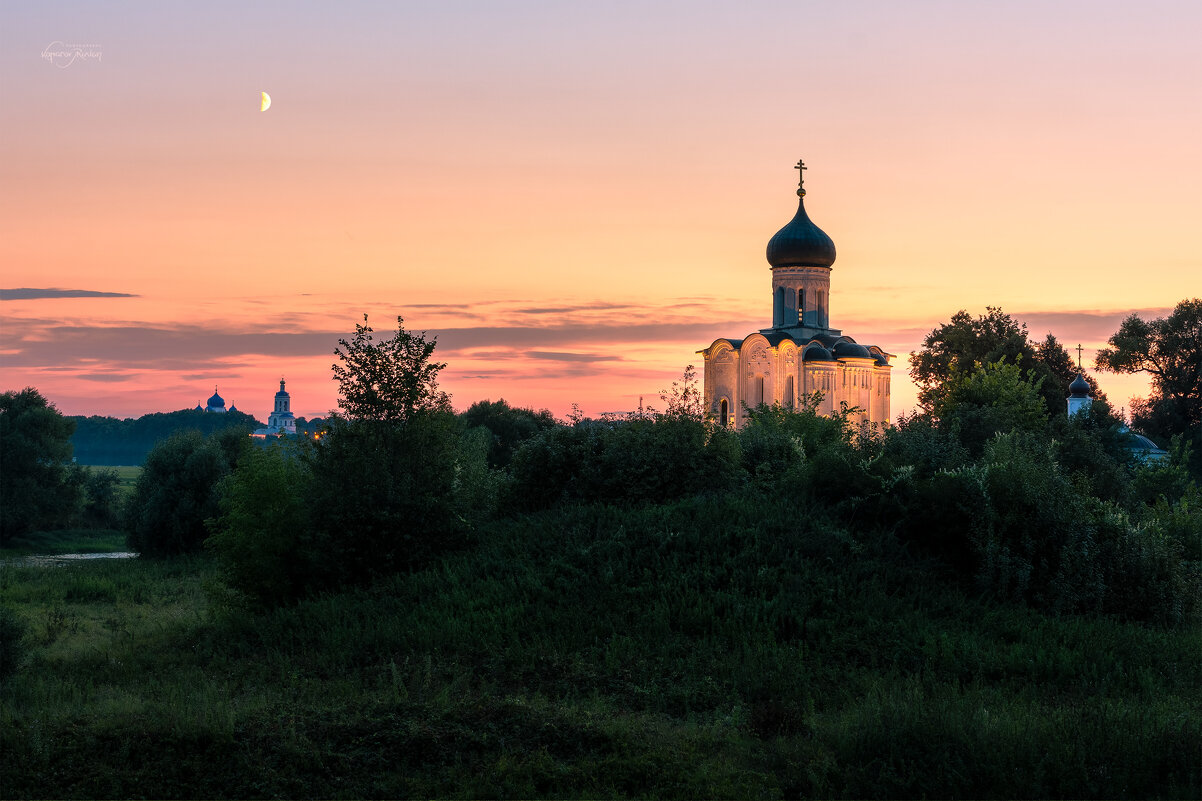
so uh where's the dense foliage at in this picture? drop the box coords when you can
[209,318,491,604]
[69,408,262,465]
[332,315,451,422]
[460,398,558,468]
[124,429,253,557]
[911,307,1104,414]
[0,388,88,542]
[1097,298,1202,475]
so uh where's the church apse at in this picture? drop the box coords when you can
[701,160,892,429]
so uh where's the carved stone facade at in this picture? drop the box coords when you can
[700,162,892,429]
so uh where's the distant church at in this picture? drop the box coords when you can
[252,379,297,438]
[701,160,892,428]
[196,387,237,414]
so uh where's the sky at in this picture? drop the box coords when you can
[2,1,1199,422]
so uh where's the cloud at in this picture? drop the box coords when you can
[1,299,764,376]
[76,373,134,382]
[1013,308,1174,341]
[526,351,622,362]
[514,302,635,315]
[0,288,138,300]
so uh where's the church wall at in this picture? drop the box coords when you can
[740,336,774,422]
[704,342,740,426]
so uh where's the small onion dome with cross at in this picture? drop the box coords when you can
[205,387,228,413]
[765,159,837,269]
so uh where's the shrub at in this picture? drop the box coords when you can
[80,468,122,529]
[208,445,316,605]
[932,359,1048,456]
[973,432,1096,611]
[303,412,486,587]
[504,416,741,512]
[460,398,558,468]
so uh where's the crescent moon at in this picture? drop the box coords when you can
[260,91,271,112]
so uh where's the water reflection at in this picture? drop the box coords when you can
[4,552,137,567]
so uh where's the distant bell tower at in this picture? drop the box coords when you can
[266,378,297,434]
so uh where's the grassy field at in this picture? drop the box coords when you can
[2,496,1199,799]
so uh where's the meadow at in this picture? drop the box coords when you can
[2,497,1199,799]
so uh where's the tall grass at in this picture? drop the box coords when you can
[2,498,1199,798]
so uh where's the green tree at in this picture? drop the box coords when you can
[911,308,1102,416]
[124,429,252,556]
[332,315,451,423]
[0,388,83,542]
[208,445,316,605]
[460,399,558,469]
[658,364,706,421]
[1096,298,1202,443]
[930,359,1049,456]
[80,468,122,529]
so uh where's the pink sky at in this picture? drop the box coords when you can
[3,1,1199,422]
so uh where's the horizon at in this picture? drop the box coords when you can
[3,2,1198,422]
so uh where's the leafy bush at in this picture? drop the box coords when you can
[303,412,489,587]
[208,445,316,605]
[876,412,969,479]
[80,468,122,529]
[932,359,1048,456]
[124,429,251,557]
[504,416,741,512]
[460,398,559,468]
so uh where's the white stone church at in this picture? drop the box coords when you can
[252,379,298,438]
[700,161,892,429]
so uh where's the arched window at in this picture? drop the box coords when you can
[785,375,794,409]
[798,289,806,324]
[720,398,729,428]
[755,376,765,407]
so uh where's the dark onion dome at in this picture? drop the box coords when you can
[832,341,873,360]
[1129,433,1165,453]
[802,345,835,361]
[207,389,226,409]
[766,188,836,268]
[1068,373,1091,398]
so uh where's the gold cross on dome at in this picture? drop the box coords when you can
[1076,343,1084,370]
[794,158,806,187]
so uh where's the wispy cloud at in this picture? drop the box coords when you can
[514,302,635,315]
[1,308,765,375]
[76,373,135,382]
[0,288,138,301]
[526,351,622,362]
[1014,308,1173,339]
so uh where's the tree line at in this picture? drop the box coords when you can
[108,304,1199,623]
[3,300,1199,624]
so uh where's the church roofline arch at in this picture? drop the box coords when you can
[701,337,743,355]
[739,332,773,352]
